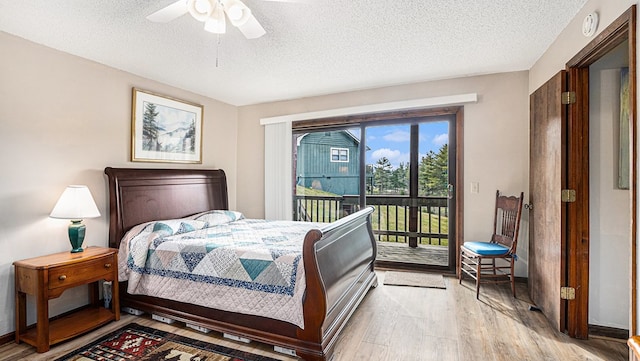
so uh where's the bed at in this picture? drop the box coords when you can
[104,167,378,361]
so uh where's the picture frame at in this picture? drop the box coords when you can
[131,88,203,164]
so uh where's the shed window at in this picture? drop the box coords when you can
[331,148,349,162]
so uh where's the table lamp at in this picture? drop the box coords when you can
[49,185,101,253]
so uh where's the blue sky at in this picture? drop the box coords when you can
[350,122,449,168]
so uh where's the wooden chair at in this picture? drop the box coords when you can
[459,190,524,299]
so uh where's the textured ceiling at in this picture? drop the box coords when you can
[0,0,588,106]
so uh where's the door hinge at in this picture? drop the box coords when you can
[561,91,576,104]
[560,286,576,300]
[561,189,576,202]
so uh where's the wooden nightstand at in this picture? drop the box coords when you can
[13,246,120,353]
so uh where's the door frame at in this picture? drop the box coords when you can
[565,5,637,338]
[292,106,464,273]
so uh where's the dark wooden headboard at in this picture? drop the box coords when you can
[104,167,228,248]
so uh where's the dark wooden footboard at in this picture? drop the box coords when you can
[297,206,378,361]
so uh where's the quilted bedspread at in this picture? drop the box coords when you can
[118,210,324,328]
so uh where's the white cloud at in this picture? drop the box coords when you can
[383,130,410,142]
[371,148,409,166]
[433,133,448,146]
[372,148,399,159]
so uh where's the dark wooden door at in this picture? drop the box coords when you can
[529,70,567,332]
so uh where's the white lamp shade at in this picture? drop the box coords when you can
[50,185,101,220]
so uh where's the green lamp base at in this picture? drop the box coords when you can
[68,220,86,253]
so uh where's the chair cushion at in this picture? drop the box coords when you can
[462,241,510,256]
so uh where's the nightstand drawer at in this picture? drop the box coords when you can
[48,254,115,289]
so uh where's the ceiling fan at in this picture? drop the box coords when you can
[147,0,266,39]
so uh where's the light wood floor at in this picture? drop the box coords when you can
[0,271,628,361]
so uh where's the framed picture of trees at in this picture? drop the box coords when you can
[131,88,203,163]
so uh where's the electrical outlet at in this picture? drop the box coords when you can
[471,182,479,194]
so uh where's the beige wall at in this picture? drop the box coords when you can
[237,71,531,274]
[529,0,633,93]
[0,31,238,336]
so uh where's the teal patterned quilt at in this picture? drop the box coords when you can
[118,210,324,328]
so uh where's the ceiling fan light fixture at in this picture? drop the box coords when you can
[147,0,266,39]
[226,6,243,21]
[223,0,252,27]
[204,6,226,33]
[187,0,214,22]
[237,13,266,39]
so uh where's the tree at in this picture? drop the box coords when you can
[142,102,160,151]
[365,164,375,194]
[185,119,196,153]
[392,162,409,194]
[433,144,449,195]
[419,144,448,196]
[373,157,393,194]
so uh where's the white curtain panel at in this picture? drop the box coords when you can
[264,121,293,220]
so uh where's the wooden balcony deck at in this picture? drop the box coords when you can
[376,242,449,267]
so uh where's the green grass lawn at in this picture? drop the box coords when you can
[295,186,449,246]
[296,185,340,197]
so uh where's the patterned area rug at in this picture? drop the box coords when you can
[54,323,282,361]
[383,271,446,289]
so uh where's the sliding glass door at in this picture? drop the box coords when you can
[293,114,456,271]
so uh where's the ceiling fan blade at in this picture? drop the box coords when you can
[237,14,266,39]
[147,0,188,23]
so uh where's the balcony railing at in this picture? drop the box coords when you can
[294,195,449,246]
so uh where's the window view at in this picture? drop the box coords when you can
[293,118,454,269]
[366,124,411,196]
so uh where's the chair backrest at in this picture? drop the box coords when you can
[490,190,524,254]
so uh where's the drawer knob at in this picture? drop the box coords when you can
[58,275,67,281]
[104,263,111,269]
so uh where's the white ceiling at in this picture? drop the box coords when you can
[0,0,589,106]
